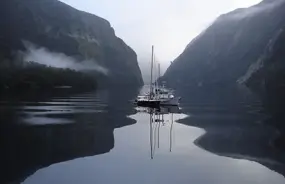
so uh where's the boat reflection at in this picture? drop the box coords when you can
[136,106,181,159]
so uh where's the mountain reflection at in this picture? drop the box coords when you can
[177,86,285,177]
[0,88,139,184]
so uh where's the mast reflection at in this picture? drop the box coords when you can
[136,106,181,159]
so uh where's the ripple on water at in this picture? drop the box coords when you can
[0,91,108,125]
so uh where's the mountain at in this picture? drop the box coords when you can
[163,0,285,157]
[163,0,285,88]
[238,28,285,95]
[0,0,143,87]
[240,28,285,142]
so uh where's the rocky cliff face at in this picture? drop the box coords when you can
[0,0,143,86]
[238,29,285,91]
[240,28,285,134]
[163,0,285,88]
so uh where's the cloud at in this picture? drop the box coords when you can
[22,41,109,75]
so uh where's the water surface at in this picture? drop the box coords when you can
[1,87,285,184]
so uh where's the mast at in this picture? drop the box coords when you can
[150,45,154,99]
[154,54,157,98]
[158,63,161,87]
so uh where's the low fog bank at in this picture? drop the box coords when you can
[22,41,109,75]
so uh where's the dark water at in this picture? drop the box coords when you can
[1,86,285,184]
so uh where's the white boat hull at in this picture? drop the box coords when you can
[160,97,181,106]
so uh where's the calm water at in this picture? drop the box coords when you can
[1,87,285,184]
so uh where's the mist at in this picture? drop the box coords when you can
[22,41,109,75]
[60,0,262,69]
[226,0,284,20]
[138,55,170,84]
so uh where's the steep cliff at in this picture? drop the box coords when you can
[238,29,285,91]
[163,0,285,88]
[0,0,143,86]
[162,0,285,155]
[240,28,285,137]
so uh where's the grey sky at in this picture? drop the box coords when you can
[60,0,261,68]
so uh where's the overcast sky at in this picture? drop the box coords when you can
[60,0,262,70]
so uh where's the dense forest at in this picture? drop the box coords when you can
[0,60,97,91]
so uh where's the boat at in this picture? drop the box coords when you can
[155,84,181,106]
[135,95,160,107]
[135,46,180,107]
[135,46,160,107]
[160,96,181,106]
